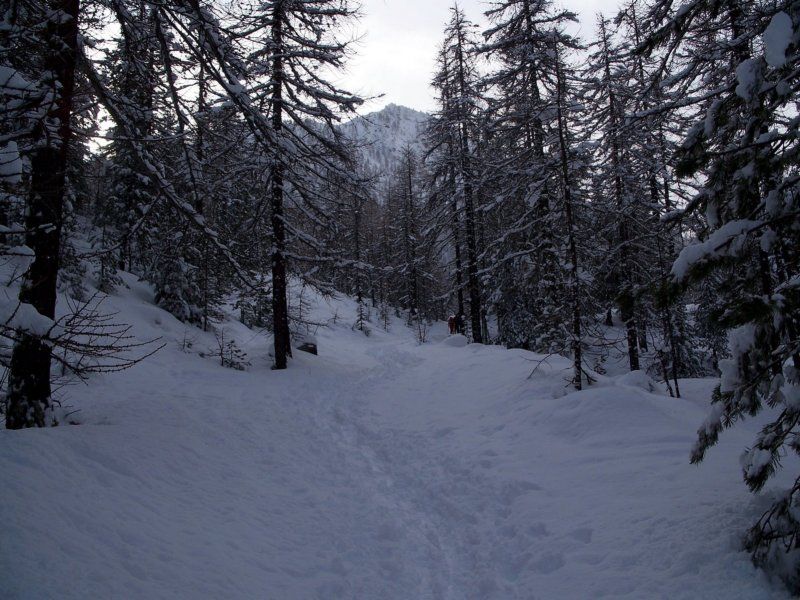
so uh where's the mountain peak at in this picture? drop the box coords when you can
[341,103,430,181]
[379,103,428,116]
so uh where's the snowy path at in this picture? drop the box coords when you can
[312,339,790,599]
[0,283,793,598]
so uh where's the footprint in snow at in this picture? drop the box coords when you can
[530,552,566,574]
[501,480,543,506]
[569,527,593,544]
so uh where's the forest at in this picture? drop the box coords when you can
[3,0,800,594]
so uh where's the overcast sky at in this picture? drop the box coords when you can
[339,0,622,113]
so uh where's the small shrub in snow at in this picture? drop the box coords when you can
[353,299,370,336]
[210,328,250,371]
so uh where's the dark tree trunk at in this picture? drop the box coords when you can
[637,319,649,352]
[450,190,465,318]
[621,298,640,371]
[354,202,362,305]
[270,2,291,369]
[6,0,80,429]
[462,184,482,343]
[453,21,482,344]
[554,42,583,390]
[440,67,465,319]
[402,152,419,318]
[197,58,210,332]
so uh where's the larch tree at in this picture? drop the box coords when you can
[4,0,80,428]
[425,42,466,321]
[477,0,578,352]
[582,15,644,372]
[237,0,364,369]
[549,32,592,390]
[431,6,484,343]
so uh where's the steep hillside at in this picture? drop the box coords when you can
[341,103,429,181]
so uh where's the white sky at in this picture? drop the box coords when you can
[340,0,622,113]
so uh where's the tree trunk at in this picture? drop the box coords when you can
[621,299,640,371]
[197,58,210,332]
[637,318,649,352]
[453,20,483,343]
[354,202,362,305]
[441,67,465,319]
[402,152,419,318]
[554,42,583,390]
[6,0,80,429]
[447,161,465,316]
[270,3,291,369]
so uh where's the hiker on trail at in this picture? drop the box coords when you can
[448,315,456,335]
[455,313,465,335]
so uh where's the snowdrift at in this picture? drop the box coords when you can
[440,333,468,347]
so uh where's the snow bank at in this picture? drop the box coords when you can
[615,369,664,393]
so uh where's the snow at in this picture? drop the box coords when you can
[741,448,773,479]
[704,98,722,137]
[0,66,33,96]
[615,369,662,393]
[0,141,22,183]
[764,12,794,69]
[672,219,759,280]
[440,333,468,347]
[735,59,761,102]
[0,299,56,336]
[720,324,757,393]
[766,189,783,217]
[0,266,57,337]
[0,277,793,598]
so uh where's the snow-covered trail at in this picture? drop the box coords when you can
[312,338,790,599]
[0,281,793,598]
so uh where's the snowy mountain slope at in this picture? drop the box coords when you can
[340,103,429,181]
[0,277,794,599]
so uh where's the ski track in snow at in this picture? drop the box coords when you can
[0,279,795,599]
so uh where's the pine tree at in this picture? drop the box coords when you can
[641,0,800,584]
[550,34,592,389]
[100,1,158,276]
[616,0,697,392]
